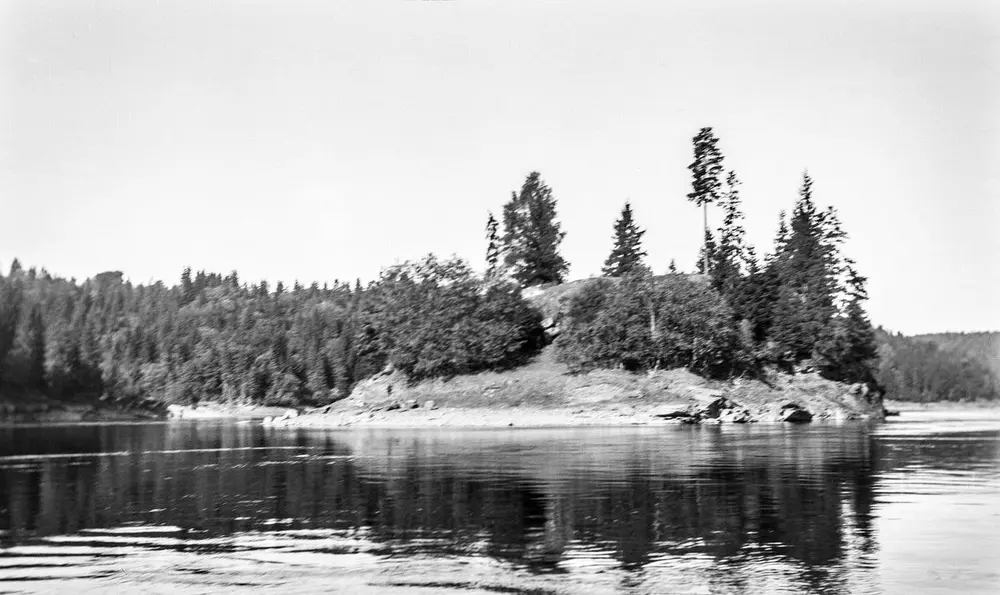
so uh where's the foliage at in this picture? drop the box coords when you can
[911,332,1000,379]
[485,212,501,279]
[687,127,725,273]
[501,172,569,286]
[555,275,746,377]
[686,127,725,208]
[602,202,649,278]
[359,255,543,380]
[0,255,543,405]
[876,329,999,401]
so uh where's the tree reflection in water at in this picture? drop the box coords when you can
[0,423,884,591]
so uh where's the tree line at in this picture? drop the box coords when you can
[0,126,885,406]
[875,330,999,402]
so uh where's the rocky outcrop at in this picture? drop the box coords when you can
[289,346,884,428]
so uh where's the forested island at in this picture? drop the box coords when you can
[0,129,995,423]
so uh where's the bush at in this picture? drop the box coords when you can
[555,274,746,377]
[360,255,544,380]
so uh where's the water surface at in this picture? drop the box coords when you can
[0,412,997,594]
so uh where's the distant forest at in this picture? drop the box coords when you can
[876,331,1000,402]
[5,127,986,407]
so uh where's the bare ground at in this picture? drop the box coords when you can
[286,347,884,428]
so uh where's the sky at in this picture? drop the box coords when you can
[1,0,997,334]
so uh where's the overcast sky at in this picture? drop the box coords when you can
[1,0,997,334]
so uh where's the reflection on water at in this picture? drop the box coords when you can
[0,415,997,594]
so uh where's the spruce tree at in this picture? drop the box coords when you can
[180,267,195,306]
[26,304,46,391]
[815,268,878,383]
[668,259,678,274]
[712,170,752,297]
[768,172,841,363]
[695,229,718,275]
[0,277,23,386]
[485,211,502,279]
[501,172,569,286]
[687,127,725,273]
[602,202,649,277]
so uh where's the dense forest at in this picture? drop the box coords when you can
[0,127,912,408]
[875,330,1000,402]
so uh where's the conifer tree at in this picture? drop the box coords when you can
[0,277,23,386]
[712,170,752,297]
[687,127,725,273]
[26,304,46,391]
[602,202,649,277]
[180,267,195,306]
[501,172,569,286]
[815,267,878,383]
[668,259,678,274]
[695,229,718,275]
[485,211,502,279]
[768,172,841,362]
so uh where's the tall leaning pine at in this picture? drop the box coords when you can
[485,211,502,279]
[687,127,725,274]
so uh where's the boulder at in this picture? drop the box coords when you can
[718,408,753,424]
[424,400,438,410]
[404,399,419,410]
[694,396,731,419]
[652,403,692,419]
[778,402,813,423]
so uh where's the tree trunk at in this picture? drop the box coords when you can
[702,202,709,274]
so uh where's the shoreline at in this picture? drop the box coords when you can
[275,404,879,430]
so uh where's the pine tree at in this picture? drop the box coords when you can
[712,170,752,297]
[0,277,24,386]
[687,127,725,273]
[180,267,195,306]
[695,229,718,275]
[602,202,649,277]
[26,304,46,391]
[815,267,878,383]
[485,211,502,279]
[501,172,569,286]
[768,172,842,363]
[668,259,678,274]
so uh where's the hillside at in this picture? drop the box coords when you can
[875,330,1000,402]
[290,277,886,427]
[290,345,884,428]
[913,332,1000,377]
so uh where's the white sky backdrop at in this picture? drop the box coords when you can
[1,0,997,334]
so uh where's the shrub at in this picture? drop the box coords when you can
[361,255,543,380]
[555,274,745,377]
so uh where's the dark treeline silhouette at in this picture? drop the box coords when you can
[875,329,1000,401]
[0,255,542,407]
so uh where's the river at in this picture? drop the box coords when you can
[0,411,998,594]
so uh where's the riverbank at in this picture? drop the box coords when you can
[279,348,884,428]
[0,391,163,423]
[883,399,1000,412]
